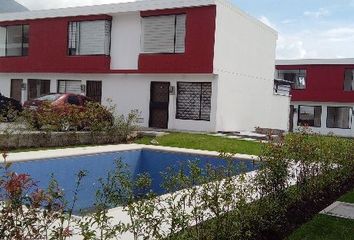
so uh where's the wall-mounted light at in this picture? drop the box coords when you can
[21,83,27,91]
[169,86,176,95]
[81,84,86,93]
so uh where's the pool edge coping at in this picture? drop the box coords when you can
[3,144,259,163]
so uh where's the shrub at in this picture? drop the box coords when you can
[1,129,353,239]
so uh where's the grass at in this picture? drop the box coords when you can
[339,188,354,204]
[288,188,354,240]
[288,215,354,240]
[135,132,262,155]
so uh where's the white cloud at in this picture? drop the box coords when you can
[258,16,277,30]
[276,35,307,59]
[303,8,330,18]
[321,27,354,42]
[15,0,134,10]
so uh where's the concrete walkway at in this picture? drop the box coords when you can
[321,201,354,220]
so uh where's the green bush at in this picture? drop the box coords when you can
[1,129,353,239]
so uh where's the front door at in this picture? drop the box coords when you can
[149,82,170,129]
[86,81,102,103]
[10,79,23,102]
[289,105,294,132]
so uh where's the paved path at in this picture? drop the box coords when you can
[321,201,354,220]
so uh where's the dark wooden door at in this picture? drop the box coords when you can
[86,81,102,103]
[10,79,23,102]
[149,82,170,129]
[289,105,294,132]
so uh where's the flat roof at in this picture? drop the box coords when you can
[0,0,215,21]
[276,58,354,66]
[0,0,277,35]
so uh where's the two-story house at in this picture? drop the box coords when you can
[276,59,354,137]
[0,0,290,132]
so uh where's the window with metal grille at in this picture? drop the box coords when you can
[58,80,82,94]
[0,24,29,57]
[68,20,111,56]
[142,14,186,54]
[176,82,212,121]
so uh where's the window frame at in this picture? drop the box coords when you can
[326,106,352,129]
[141,14,187,54]
[297,105,322,128]
[67,20,112,56]
[176,82,212,122]
[277,69,307,90]
[343,69,354,92]
[0,24,29,57]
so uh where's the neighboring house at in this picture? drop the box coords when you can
[0,0,28,13]
[276,59,354,137]
[0,0,290,132]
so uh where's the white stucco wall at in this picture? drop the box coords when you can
[110,12,141,70]
[0,76,11,97]
[213,2,290,132]
[0,73,217,132]
[291,101,354,137]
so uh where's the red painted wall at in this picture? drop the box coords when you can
[276,65,354,103]
[138,5,216,73]
[0,15,112,73]
[0,5,216,74]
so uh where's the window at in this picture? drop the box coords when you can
[142,14,186,54]
[176,82,212,121]
[58,80,81,94]
[277,70,306,89]
[298,106,322,127]
[27,79,51,100]
[326,107,352,129]
[68,20,111,56]
[344,69,354,91]
[0,25,29,57]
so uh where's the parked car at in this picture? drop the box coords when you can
[0,93,23,121]
[24,93,92,109]
[24,93,113,131]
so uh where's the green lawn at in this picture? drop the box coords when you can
[339,189,354,204]
[288,188,354,240]
[135,132,262,155]
[288,215,354,240]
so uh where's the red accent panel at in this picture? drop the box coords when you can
[138,5,216,73]
[276,65,354,103]
[0,15,112,73]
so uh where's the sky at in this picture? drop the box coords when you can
[13,0,354,59]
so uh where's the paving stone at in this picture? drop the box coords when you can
[321,201,354,220]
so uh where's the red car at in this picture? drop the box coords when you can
[24,94,113,131]
[24,93,92,109]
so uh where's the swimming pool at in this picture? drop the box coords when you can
[3,147,258,212]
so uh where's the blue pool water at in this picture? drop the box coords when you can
[4,149,258,212]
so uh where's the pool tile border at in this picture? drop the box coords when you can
[4,144,258,163]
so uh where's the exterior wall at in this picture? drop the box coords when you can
[0,15,112,73]
[110,13,141,70]
[138,6,216,73]
[276,64,354,103]
[0,73,217,132]
[291,101,354,137]
[213,2,290,132]
[0,5,216,74]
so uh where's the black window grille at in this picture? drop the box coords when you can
[176,82,212,121]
